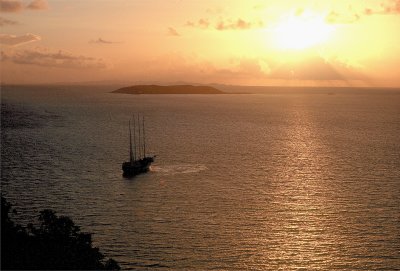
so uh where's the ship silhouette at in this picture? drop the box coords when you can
[122,114,155,177]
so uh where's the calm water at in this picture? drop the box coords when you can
[1,85,400,270]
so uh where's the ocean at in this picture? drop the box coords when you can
[1,85,400,270]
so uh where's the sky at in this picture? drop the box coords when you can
[1,0,400,87]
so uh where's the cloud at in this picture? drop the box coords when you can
[185,18,210,29]
[110,52,369,86]
[0,33,41,46]
[271,56,340,80]
[143,53,276,85]
[89,37,122,44]
[0,0,48,13]
[26,0,48,10]
[325,10,360,24]
[269,55,364,81]
[201,56,358,83]
[0,16,18,26]
[214,58,271,82]
[1,48,108,69]
[229,55,364,82]
[198,19,210,28]
[217,18,256,30]
[0,0,23,12]
[186,17,263,30]
[327,0,400,22]
[167,27,180,36]
[395,0,400,12]
[364,0,400,15]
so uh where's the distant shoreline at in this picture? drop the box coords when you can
[112,85,226,95]
[1,84,399,95]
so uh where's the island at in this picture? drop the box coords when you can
[112,85,225,94]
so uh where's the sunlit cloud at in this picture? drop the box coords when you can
[1,48,108,69]
[216,18,263,30]
[133,53,271,85]
[0,33,41,46]
[186,17,263,31]
[382,0,400,13]
[325,10,360,24]
[89,38,122,44]
[218,57,271,79]
[0,0,48,13]
[327,0,400,22]
[269,55,365,81]
[364,0,400,15]
[26,0,48,10]
[167,27,180,36]
[185,18,210,29]
[324,5,361,24]
[0,16,18,26]
[0,0,23,12]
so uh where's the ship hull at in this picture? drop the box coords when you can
[122,156,154,177]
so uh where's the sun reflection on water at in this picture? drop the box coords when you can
[261,102,345,269]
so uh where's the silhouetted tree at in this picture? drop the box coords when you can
[1,196,120,270]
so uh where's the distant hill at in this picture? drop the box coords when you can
[112,85,225,94]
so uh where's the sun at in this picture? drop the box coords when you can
[273,11,335,50]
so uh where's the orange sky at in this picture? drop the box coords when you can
[1,0,400,87]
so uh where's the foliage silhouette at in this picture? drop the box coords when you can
[1,196,120,270]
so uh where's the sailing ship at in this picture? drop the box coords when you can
[122,114,155,177]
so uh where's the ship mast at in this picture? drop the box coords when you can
[137,114,142,159]
[142,115,146,158]
[129,120,133,165]
[133,114,136,161]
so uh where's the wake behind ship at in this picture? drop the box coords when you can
[122,114,155,177]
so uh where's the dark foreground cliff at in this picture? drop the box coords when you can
[1,196,120,270]
[112,85,225,94]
